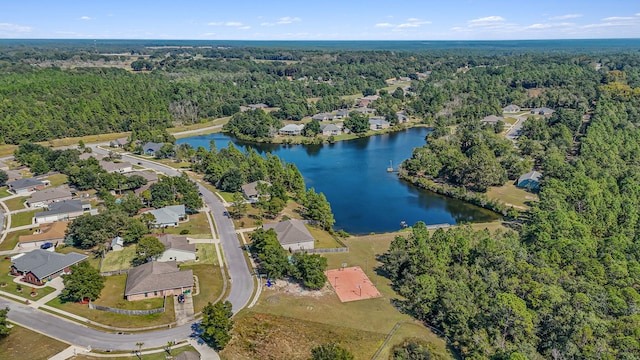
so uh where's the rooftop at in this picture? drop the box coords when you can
[125,261,193,296]
[12,249,87,279]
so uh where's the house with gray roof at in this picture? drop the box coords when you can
[34,199,91,224]
[241,180,271,201]
[320,123,342,136]
[156,234,196,262]
[142,205,186,228]
[7,178,48,194]
[517,171,542,191]
[481,115,505,125]
[312,113,333,121]
[354,107,376,115]
[124,171,158,184]
[263,219,315,252]
[502,105,521,113]
[99,160,133,174]
[79,152,105,161]
[109,137,129,148]
[124,261,193,301]
[10,249,87,286]
[530,107,555,116]
[143,142,165,157]
[335,109,350,118]
[26,186,73,208]
[278,124,304,136]
[369,118,391,130]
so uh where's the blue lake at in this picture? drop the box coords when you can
[178,128,499,234]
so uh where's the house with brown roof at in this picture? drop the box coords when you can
[156,234,196,262]
[18,221,69,249]
[124,261,193,301]
[26,186,73,208]
[263,219,315,252]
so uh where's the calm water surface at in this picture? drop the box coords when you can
[178,128,499,234]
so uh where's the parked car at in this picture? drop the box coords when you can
[40,242,53,249]
[177,294,185,303]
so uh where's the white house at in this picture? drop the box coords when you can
[263,219,315,252]
[142,205,186,228]
[156,235,196,262]
[99,160,133,174]
[34,200,92,224]
[278,124,304,136]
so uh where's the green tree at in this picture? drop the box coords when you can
[304,188,335,230]
[0,307,10,338]
[344,111,369,134]
[303,119,321,137]
[218,167,245,193]
[0,170,7,185]
[60,262,105,302]
[292,253,327,290]
[250,228,291,278]
[122,218,148,244]
[133,236,165,265]
[230,191,248,219]
[309,343,354,360]
[201,301,234,350]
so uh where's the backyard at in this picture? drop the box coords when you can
[100,246,136,273]
[44,174,69,187]
[487,182,538,209]
[154,212,212,238]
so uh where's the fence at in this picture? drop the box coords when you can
[88,296,165,315]
[99,269,130,276]
[292,247,349,254]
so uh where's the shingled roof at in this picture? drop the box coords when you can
[12,249,87,280]
[157,234,195,253]
[124,261,193,296]
[263,219,314,246]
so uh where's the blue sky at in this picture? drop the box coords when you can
[1,1,639,40]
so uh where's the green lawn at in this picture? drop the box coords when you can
[486,182,538,209]
[70,345,198,359]
[0,229,32,251]
[225,233,453,359]
[3,196,28,211]
[180,263,224,313]
[44,174,69,187]
[100,246,136,272]
[0,324,70,360]
[56,246,101,270]
[92,274,164,311]
[375,322,453,360]
[10,210,37,227]
[0,187,11,198]
[157,212,211,238]
[194,244,218,265]
[305,225,344,249]
[217,191,235,203]
[46,295,175,329]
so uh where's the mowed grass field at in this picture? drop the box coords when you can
[487,182,538,209]
[0,324,69,360]
[222,232,454,360]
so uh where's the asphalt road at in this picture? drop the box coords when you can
[0,147,254,351]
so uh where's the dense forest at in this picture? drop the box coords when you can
[382,76,640,358]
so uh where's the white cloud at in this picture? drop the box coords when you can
[80,16,91,21]
[549,14,582,20]
[469,16,505,26]
[375,18,431,30]
[602,16,635,21]
[277,16,301,24]
[375,23,393,28]
[225,21,243,27]
[0,22,32,32]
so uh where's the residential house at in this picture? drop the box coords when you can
[142,205,186,228]
[517,171,542,191]
[263,219,315,252]
[530,107,555,116]
[481,115,505,125]
[335,109,349,119]
[249,103,268,110]
[125,171,159,184]
[353,107,376,115]
[362,95,380,101]
[157,234,196,262]
[7,178,49,194]
[241,180,271,202]
[109,137,128,148]
[502,104,521,113]
[34,200,91,224]
[26,186,73,208]
[142,142,165,157]
[10,249,87,286]
[99,160,133,174]
[18,221,69,249]
[278,124,304,136]
[312,113,333,122]
[124,261,193,301]
[356,98,371,107]
[110,236,124,252]
[320,123,342,136]
[396,112,408,123]
[369,118,391,130]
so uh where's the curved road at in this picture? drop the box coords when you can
[1,147,254,351]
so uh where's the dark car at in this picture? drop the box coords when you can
[40,242,53,249]
[177,294,185,303]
